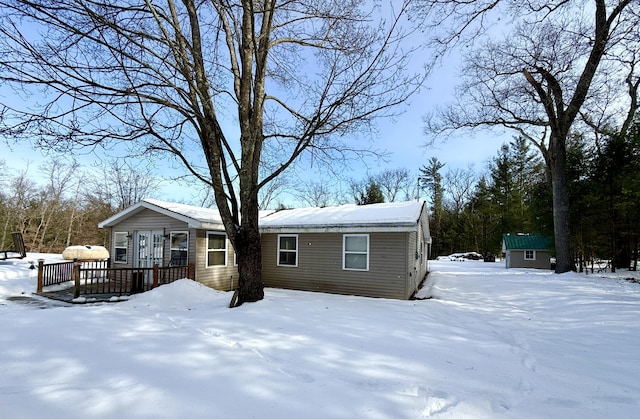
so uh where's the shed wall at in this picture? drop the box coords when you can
[507,250,552,269]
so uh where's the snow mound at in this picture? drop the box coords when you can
[121,278,226,309]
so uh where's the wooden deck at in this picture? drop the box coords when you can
[36,261,195,303]
[8,295,72,308]
[36,284,134,304]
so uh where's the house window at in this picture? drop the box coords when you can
[343,234,369,271]
[114,232,128,264]
[170,232,188,266]
[278,235,298,267]
[525,250,536,260]
[207,232,227,267]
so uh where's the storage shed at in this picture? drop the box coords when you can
[502,234,553,269]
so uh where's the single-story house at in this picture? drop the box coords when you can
[501,234,553,269]
[98,199,430,300]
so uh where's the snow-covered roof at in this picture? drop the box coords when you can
[98,199,226,230]
[99,199,426,234]
[260,201,426,233]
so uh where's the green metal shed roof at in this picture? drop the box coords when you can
[502,234,552,250]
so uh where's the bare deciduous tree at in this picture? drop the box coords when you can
[32,159,79,252]
[443,166,477,215]
[1,168,38,249]
[258,175,290,210]
[88,159,162,212]
[297,181,334,208]
[374,168,412,202]
[0,0,425,304]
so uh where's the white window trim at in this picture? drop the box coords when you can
[113,231,128,264]
[277,234,298,267]
[343,234,370,271]
[169,231,189,265]
[206,231,228,267]
[524,250,536,260]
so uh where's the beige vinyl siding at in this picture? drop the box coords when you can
[406,230,423,299]
[193,229,239,291]
[106,208,194,269]
[261,231,411,299]
[407,223,429,298]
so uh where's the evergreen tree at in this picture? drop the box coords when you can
[564,134,597,271]
[471,176,499,256]
[355,181,385,205]
[489,144,517,235]
[509,137,545,233]
[589,122,640,270]
[467,137,548,255]
[419,158,446,256]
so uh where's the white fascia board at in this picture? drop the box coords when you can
[200,222,227,230]
[259,224,416,234]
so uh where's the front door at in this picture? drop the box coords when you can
[134,230,164,268]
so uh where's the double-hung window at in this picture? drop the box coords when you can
[207,232,227,267]
[343,234,369,271]
[114,232,128,263]
[278,235,298,267]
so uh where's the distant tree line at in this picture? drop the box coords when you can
[0,159,160,253]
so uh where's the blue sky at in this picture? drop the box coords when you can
[0,12,514,208]
[1,64,512,207]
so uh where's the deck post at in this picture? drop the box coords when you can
[153,264,159,289]
[36,259,45,293]
[188,263,195,280]
[73,262,81,299]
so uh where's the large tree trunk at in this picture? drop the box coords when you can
[234,222,264,305]
[549,136,574,273]
[233,168,264,305]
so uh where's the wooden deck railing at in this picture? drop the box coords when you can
[37,260,75,291]
[71,263,195,298]
[158,264,192,285]
[37,259,111,292]
[37,260,194,298]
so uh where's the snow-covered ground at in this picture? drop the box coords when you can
[1,255,639,418]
